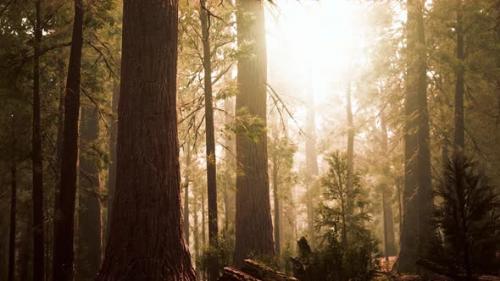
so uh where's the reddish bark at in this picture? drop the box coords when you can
[96,0,195,279]
[234,0,274,266]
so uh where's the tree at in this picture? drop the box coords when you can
[52,0,84,280]
[434,155,500,278]
[96,0,196,279]
[399,0,434,273]
[200,1,219,279]
[32,1,45,279]
[380,114,397,257]
[293,152,377,281]
[234,0,274,265]
[8,114,17,281]
[454,0,465,152]
[76,105,102,281]
[304,97,319,242]
[268,118,296,258]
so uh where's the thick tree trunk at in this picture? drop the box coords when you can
[77,105,102,281]
[52,0,84,280]
[234,0,274,265]
[8,117,17,281]
[200,1,219,279]
[96,0,195,279]
[32,1,45,280]
[399,0,433,273]
[454,0,465,152]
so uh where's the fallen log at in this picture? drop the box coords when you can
[241,259,298,281]
[219,267,261,281]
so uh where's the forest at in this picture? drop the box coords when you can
[0,0,499,280]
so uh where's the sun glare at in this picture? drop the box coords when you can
[265,0,369,106]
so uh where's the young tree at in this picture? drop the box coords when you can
[435,155,500,278]
[96,0,196,279]
[52,0,84,280]
[234,0,274,265]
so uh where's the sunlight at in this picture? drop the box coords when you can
[266,0,369,106]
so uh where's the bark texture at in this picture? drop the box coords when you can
[52,0,84,280]
[398,0,434,273]
[234,0,274,266]
[96,0,195,280]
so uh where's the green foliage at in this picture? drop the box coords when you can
[292,152,378,281]
[433,154,500,275]
[232,107,267,143]
[198,236,234,278]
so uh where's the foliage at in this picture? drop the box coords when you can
[432,154,500,276]
[292,152,378,281]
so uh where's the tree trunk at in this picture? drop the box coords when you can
[77,105,102,281]
[193,190,200,268]
[399,0,433,273]
[202,187,206,249]
[234,0,274,265]
[346,82,354,197]
[52,0,84,279]
[200,1,219,279]
[454,0,465,152]
[382,190,397,256]
[183,144,192,246]
[18,216,32,281]
[304,97,318,242]
[272,154,280,256]
[96,0,195,279]
[32,1,45,279]
[381,113,396,257]
[8,115,17,281]
[105,85,119,245]
[223,97,236,235]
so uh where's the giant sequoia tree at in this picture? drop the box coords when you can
[96,0,195,280]
[399,0,434,273]
[234,0,275,265]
